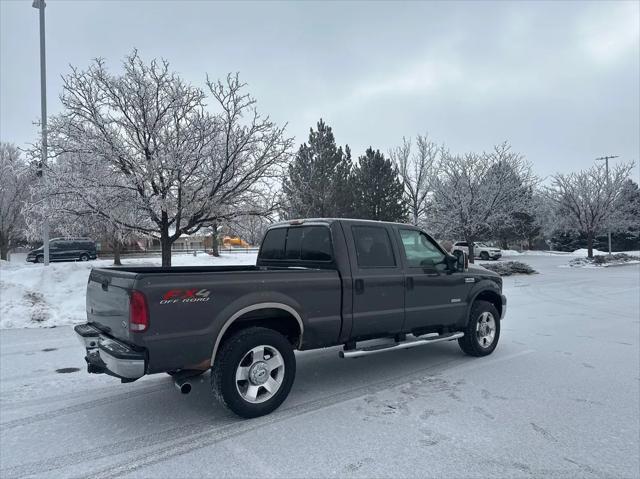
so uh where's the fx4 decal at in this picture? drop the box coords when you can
[160,289,211,304]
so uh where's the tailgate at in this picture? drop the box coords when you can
[86,268,138,342]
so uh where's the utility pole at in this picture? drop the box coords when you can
[33,0,49,265]
[595,155,619,255]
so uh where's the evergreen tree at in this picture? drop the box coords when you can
[283,119,353,218]
[351,147,407,222]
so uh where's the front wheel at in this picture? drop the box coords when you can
[79,253,89,262]
[211,327,296,418]
[480,251,489,260]
[458,300,500,357]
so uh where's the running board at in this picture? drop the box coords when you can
[339,332,464,359]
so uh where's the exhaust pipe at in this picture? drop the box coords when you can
[174,377,192,394]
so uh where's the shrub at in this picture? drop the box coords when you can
[479,261,537,276]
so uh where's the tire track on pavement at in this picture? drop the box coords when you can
[0,383,169,430]
[1,349,534,479]
[93,350,535,479]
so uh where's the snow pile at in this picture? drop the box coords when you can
[567,253,640,269]
[570,248,607,256]
[0,253,257,329]
[478,261,538,276]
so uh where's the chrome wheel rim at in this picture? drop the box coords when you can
[235,345,285,404]
[476,312,496,348]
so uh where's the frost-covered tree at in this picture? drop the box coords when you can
[351,148,407,222]
[283,119,353,218]
[431,143,536,262]
[610,179,640,250]
[47,51,292,266]
[222,188,280,246]
[24,152,147,265]
[0,143,34,260]
[546,162,634,258]
[390,134,441,225]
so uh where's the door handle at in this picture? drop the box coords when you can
[355,278,364,294]
[406,276,414,290]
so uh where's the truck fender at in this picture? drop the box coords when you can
[464,282,503,325]
[210,302,304,367]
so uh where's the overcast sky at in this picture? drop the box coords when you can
[1,0,638,179]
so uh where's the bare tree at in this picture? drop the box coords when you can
[225,190,280,246]
[390,134,441,225]
[546,162,634,258]
[431,142,536,262]
[0,143,33,260]
[47,51,292,266]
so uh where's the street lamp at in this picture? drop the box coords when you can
[595,155,619,256]
[33,0,49,265]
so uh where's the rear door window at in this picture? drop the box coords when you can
[352,226,396,268]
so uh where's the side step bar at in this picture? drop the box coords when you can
[339,332,464,359]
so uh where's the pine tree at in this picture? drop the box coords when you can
[283,119,353,218]
[351,147,407,222]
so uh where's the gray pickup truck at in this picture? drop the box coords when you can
[75,218,506,418]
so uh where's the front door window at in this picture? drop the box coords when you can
[399,229,445,269]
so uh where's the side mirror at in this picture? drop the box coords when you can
[451,250,466,272]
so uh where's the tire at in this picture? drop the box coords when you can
[480,251,490,260]
[79,253,89,262]
[212,327,296,418]
[458,300,501,357]
[36,255,44,264]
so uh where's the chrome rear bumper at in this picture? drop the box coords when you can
[74,324,146,380]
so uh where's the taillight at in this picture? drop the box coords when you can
[129,290,149,332]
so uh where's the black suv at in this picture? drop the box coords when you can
[26,237,98,263]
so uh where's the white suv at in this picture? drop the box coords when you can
[452,241,502,261]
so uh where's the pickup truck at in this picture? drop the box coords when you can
[75,218,506,418]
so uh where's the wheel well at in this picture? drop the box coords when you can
[215,308,302,360]
[474,290,502,318]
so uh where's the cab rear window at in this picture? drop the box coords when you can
[260,228,287,259]
[260,226,333,262]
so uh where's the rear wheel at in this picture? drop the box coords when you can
[458,300,500,357]
[212,327,295,418]
[36,255,44,263]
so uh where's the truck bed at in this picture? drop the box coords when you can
[86,265,344,373]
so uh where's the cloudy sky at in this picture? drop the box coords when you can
[1,0,638,178]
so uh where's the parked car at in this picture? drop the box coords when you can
[75,219,506,418]
[26,237,97,263]
[452,241,502,260]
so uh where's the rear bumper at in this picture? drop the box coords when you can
[500,294,507,320]
[74,324,146,381]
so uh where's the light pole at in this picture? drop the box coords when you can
[33,0,49,265]
[595,155,619,256]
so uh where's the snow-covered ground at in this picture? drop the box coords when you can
[0,252,257,329]
[0,254,639,478]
